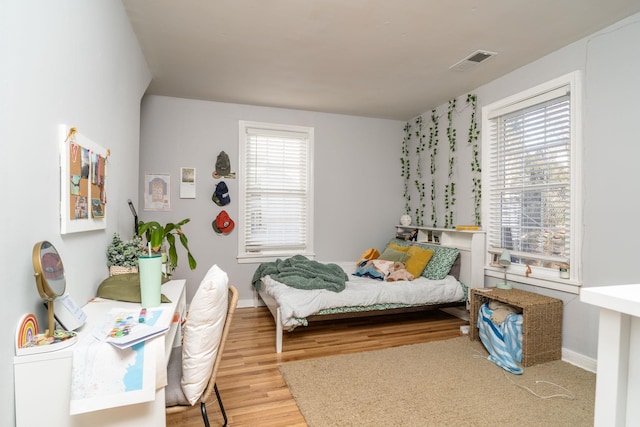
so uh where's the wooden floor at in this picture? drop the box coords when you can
[166,306,469,427]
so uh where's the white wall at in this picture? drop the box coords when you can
[0,1,150,425]
[437,13,640,363]
[138,96,404,304]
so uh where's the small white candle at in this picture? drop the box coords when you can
[559,264,570,279]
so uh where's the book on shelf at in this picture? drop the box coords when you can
[396,228,417,241]
[455,225,480,231]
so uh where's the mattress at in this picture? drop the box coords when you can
[260,262,465,329]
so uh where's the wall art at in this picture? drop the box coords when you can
[144,173,171,211]
[179,167,196,199]
[60,125,108,234]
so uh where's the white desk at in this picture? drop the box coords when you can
[14,279,186,427]
[581,284,640,427]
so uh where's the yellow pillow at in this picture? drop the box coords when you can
[404,246,434,277]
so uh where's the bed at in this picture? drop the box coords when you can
[255,232,485,353]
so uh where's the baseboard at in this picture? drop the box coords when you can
[238,297,258,309]
[562,347,597,373]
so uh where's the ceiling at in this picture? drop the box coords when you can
[122,1,640,121]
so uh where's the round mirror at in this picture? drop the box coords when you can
[32,241,66,337]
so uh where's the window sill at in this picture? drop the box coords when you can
[485,265,581,294]
[237,252,316,264]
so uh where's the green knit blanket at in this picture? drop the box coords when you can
[252,255,348,292]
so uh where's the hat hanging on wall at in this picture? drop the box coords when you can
[212,210,235,234]
[212,151,235,179]
[211,181,230,206]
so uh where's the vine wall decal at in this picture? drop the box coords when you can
[400,93,480,229]
[466,94,481,226]
[429,109,439,227]
[445,98,457,228]
[401,122,412,216]
[414,116,426,226]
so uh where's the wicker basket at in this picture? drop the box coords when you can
[109,266,138,276]
[469,288,563,366]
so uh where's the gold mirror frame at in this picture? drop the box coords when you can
[32,241,66,338]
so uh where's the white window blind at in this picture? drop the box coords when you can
[487,87,572,268]
[239,121,314,260]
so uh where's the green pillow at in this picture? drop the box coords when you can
[378,247,410,263]
[97,273,172,303]
[422,246,460,280]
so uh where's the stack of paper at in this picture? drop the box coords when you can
[93,307,169,349]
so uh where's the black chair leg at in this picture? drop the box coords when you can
[200,384,228,427]
[200,401,211,427]
[214,383,228,427]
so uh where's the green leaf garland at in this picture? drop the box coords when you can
[429,110,439,226]
[414,116,426,225]
[445,98,457,228]
[401,122,412,215]
[466,93,481,226]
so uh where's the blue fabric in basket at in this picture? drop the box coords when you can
[478,303,523,374]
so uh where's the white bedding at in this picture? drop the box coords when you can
[260,262,465,329]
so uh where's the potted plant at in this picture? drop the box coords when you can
[106,233,145,276]
[138,218,197,275]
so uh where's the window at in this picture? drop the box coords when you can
[482,72,582,288]
[238,121,314,262]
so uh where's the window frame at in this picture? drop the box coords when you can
[237,120,315,264]
[481,71,582,293]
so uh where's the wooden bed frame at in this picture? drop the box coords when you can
[258,286,467,353]
[258,227,486,353]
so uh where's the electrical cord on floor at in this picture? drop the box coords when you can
[466,338,576,400]
[502,370,575,400]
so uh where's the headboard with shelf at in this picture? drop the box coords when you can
[395,225,486,289]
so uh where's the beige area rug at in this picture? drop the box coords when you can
[279,337,595,426]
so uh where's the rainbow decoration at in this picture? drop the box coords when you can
[16,313,39,349]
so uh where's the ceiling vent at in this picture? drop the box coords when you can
[449,50,497,72]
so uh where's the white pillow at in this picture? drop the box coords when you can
[181,264,229,405]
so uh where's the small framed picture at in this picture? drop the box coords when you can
[180,167,196,199]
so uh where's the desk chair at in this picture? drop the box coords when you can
[166,283,238,427]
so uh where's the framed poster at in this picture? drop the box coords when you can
[144,173,171,211]
[60,125,108,234]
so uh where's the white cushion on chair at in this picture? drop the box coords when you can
[181,264,229,405]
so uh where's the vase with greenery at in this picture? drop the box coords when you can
[138,218,197,275]
[106,233,145,276]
